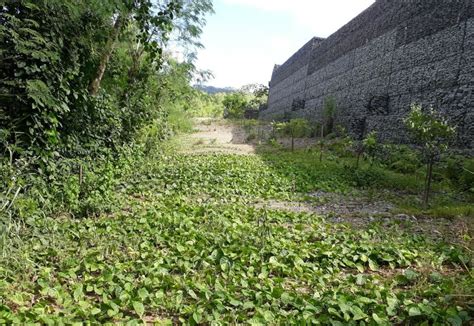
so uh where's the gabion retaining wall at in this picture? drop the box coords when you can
[262,0,474,148]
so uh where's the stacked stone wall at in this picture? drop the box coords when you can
[262,0,474,148]
[267,37,324,118]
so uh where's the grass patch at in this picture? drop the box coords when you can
[397,204,474,219]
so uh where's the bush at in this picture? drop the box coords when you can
[461,159,474,192]
[168,105,194,134]
[354,130,378,168]
[246,133,257,142]
[346,167,385,188]
[378,144,422,174]
[326,136,353,158]
[0,143,142,223]
[188,92,225,118]
[223,93,248,119]
[275,119,311,151]
[444,156,474,192]
[322,96,337,134]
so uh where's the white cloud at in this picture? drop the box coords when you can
[197,47,272,88]
[222,0,375,37]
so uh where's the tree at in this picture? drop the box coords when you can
[354,132,377,169]
[362,131,378,166]
[318,123,325,162]
[322,96,337,135]
[404,105,456,207]
[89,1,182,95]
[0,0,213,158]
[253,84,269,99]
[277,119,310,152]
[240,83,262,94]
[0,0,114,154]
[88,14,125,95]
[240,84,269,111]
[316,96,337,161]
[223,93,248,119]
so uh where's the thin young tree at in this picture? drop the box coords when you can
[319,124,325,162]
[362,131,378,166]
[284,119,310,152]
[405,105,456,207]
[322,96,336,134]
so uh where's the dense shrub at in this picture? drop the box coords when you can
[0,0,212,158]
[274,119,311,151]
[377,144,422,174]
[345,167,386,188]
[188,92,226,118]
[444,156,474,192]
[0,0,214,223]
[223,92,248,119]
[326,136,353,158]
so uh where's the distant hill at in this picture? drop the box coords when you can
[194,85,236,94]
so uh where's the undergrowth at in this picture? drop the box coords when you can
[257,141,473,218]
[0,137,472,323]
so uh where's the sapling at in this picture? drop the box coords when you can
[404,104,456,207]
[352,118,368,169]
[355,131,377,169]
[318,97,337,162]
[323,96,337,134]
[318,125,323,162]
[278,119,310,151]
[354,131,377,168]
[362,131,378,166]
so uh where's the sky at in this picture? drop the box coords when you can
[195,0,375,89]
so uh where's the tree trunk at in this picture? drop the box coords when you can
[89,15,124,95]
[319,125,324,163]
[356,149,362,169]
[423,160,434,208]
[120,46,144,104]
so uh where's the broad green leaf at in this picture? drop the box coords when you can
[408,306,421,317]
[91,308,101,315]
[73,285,83,302]
[192,311,202,323]
[133,301,145,317]
[372,313,386,325]
[138,288,149,300]
[368,259,379,271]
[352,306,368,321]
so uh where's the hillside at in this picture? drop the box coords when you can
[194,85,237,94]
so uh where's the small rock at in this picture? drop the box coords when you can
[394,214,413,221]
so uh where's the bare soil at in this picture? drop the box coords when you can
[180,118,255,155]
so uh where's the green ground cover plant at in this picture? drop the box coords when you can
[3,1,471,324]
[1,140,472,324]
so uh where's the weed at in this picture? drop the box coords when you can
[0,123,471,324]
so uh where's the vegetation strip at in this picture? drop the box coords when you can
[1,147,472,324]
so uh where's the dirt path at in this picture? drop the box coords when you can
[180,118,255,155]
